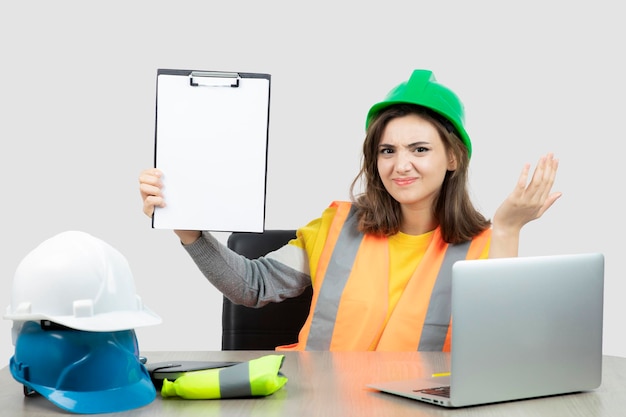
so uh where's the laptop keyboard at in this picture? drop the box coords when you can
[414,386,450,398]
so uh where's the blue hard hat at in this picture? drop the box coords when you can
[9,321,156,414]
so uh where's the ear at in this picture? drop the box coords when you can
[447,152,457,171]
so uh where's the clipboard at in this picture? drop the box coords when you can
[146,360,240,389]
[153,69,271,232]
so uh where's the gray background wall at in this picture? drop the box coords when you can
[1,1,624,364]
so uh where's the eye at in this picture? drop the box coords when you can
[413,146,429,154]
[378,146,394,155]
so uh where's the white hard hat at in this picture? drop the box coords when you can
[4,231,162,332]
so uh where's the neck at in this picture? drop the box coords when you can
[399,206,438,236]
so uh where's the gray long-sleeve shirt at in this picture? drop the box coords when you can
[183,231,311,308]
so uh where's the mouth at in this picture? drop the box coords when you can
[392,177,417,186]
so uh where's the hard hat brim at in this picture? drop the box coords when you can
[18,370,156,414]
[4,307,162,332]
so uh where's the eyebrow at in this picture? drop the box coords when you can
[378,141,430,148]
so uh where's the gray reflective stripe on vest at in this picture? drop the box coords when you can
[417,240,471,351]
[306,207,363,350]
[219,362,252,398]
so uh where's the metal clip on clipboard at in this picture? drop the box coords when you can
[189,71,241,87]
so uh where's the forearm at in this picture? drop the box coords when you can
[182,232,310,307]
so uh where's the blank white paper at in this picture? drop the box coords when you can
[153,71,270,232]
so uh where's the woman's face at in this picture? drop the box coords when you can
[377,114,456,210]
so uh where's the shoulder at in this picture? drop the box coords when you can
[293,201,348,246]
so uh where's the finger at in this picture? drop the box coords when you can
[143,195,165,218]
[515,163,532,192]
[143,202,153,218]
[527,155,548,189]
[139,182,163,200]
[138,169,163,186]
[537,153,555,181]
[140,168,162,177]
[534,154,559,202]
[547,155,559,181]
[525,154,557,201]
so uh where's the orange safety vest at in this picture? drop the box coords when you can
[277,202,491,351]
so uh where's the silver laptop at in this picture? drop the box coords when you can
[367,252,604,408]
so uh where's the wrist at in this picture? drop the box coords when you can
[174,230,202,245]
[488,224,521,259]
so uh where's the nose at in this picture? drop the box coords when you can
[395,150,413,174]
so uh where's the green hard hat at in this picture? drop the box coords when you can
[366,69,472,157]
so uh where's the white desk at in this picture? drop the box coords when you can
[1,351,625,416]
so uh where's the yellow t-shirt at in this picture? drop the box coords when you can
[287,204,489,323]
[386,231,434,321]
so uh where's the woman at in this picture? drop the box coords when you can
[139,69,560,351]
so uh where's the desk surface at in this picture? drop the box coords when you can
[1,351,625,417]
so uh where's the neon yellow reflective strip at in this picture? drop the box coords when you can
[249,355,288,396]
[160,368,222,399]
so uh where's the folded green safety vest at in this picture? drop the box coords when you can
[161,354,287,399]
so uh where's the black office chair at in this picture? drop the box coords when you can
[222,230,313,350]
